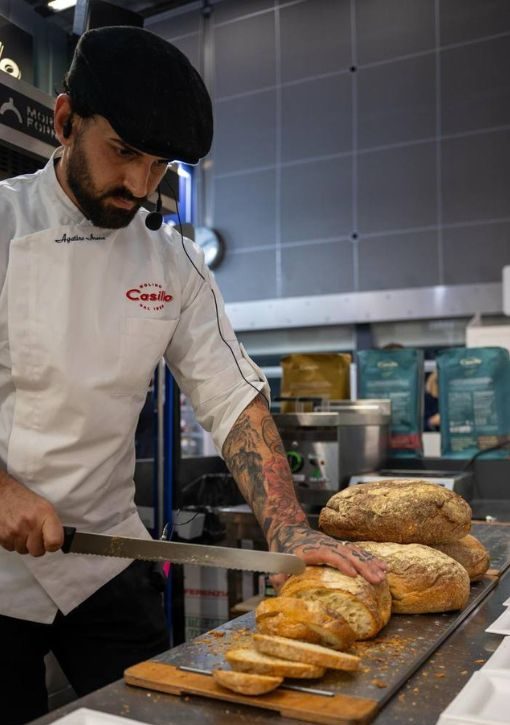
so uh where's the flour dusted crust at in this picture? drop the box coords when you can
[356,541,470,614]
[433,534,490,581]
[319,480,472,545]
[279,566,391,640]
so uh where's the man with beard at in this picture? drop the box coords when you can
[0,26,386,725]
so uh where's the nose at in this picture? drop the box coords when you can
[123,158,154,200]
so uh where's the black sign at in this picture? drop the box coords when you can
[0,16,34,83]
[0,78,58,148]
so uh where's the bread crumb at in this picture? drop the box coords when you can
[461,670,468,675]
[434,673,445,679]
[473,659,485,664]
[371,679,388,688]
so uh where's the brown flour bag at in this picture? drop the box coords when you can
[280,353,351,412]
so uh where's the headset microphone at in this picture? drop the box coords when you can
[145,186,163,230]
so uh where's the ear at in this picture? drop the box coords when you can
[54,94,74,145]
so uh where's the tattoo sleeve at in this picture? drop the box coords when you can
[222,394,310,551]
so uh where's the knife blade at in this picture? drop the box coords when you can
[61,527,305,575]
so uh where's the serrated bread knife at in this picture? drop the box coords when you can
[61,526,305,575]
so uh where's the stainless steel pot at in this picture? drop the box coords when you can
[273,399,391,498]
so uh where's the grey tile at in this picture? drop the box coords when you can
[442,36,510,135]
[358,54,436,149]
[213,169,276,251]
[214,248,277,302]
[149,9,201,39]
[282,74,352,162]
[356,0,435,65]
[358,142,437,233]
[214,10,275,97]
[440,0,510,45]
[280,0,351,83]
[281,157,352,242]
[212,0,274,25]
[281,240,355,296]
[443,222,510,284]
[442,130,510,224]
[358,230,440,291]
[213,90,276,174]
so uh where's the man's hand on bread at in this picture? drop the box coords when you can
[222,396,387,590]
[269,524,388,591]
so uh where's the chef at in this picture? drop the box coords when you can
[0,26,386,725]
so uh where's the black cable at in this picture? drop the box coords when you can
[461,438,510,472]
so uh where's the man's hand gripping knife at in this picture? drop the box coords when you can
[0,468,63,556]
[222,395,388,589]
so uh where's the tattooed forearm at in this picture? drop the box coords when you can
[222,395,308,548]
[223,396,387,583]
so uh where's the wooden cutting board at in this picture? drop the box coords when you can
[124,661,378,725]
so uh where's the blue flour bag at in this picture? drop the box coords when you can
[357,348,424,458]
[437,347,510,459]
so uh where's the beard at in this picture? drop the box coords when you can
[66,136,146,229]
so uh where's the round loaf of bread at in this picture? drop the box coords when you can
[279,566,391,640]
[255,596,356,650]
[433,534,490,581]
[319,480,472,545]
[356,541,471,613]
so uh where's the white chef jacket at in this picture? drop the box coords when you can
[0,149,269,624]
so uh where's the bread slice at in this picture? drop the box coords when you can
[433,534,490,581]
[280,566,391,640]
[256,596,356,650]
[254,634,361,672]
[226,647,325,679]
[319,480,472,545]
[212,668,282,695]
[356,541,470,614]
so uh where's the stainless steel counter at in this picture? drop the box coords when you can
[31,565,510,725]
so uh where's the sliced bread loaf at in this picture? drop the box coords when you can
[254,633,361,671]
[256,596,356,650]
[212,669,282,695]
[226,647,325,679]
[279,566,391,640]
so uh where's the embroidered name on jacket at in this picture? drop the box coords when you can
[54,232,106,243]
[126,283,173,311]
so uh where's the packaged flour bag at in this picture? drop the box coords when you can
[280,353,351,412]
[357,348,424,457]
[437,347,510,459]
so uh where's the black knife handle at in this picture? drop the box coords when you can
[62,526,77,553]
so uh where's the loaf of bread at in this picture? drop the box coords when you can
[432,534,490,581]
[319,480,472,545]
[356,541,470,614]
[226,648,325,679]
[254,634,361,672]
[255,596,356,650]
[212,669,282,695]
[279,566,391,640]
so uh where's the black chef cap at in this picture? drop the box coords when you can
[64,26,213,164]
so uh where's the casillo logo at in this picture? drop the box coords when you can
[460,357,482,367]
[126,282,173,311]
[377,360,398,369]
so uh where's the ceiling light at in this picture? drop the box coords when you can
[48,0,77,11]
